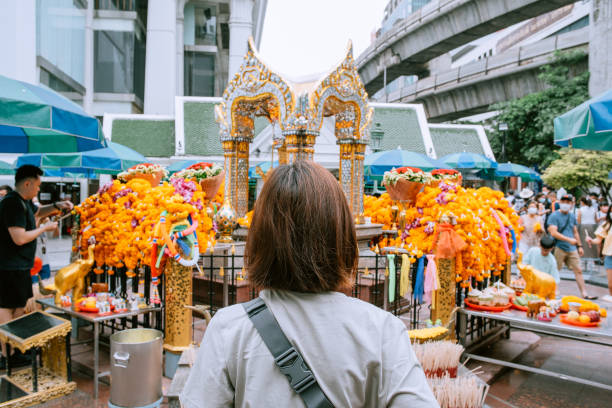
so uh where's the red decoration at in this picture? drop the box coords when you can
[396,166,424,174]
[30,257,43,276]
[187,162,213,170]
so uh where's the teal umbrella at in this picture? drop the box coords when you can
[0,74,107,153]
[0,160,14,175]
[439,152,498,170]
[554,89,612,151]
[493,162,540,181]
[364,149,449,181]
[15,142,146,177]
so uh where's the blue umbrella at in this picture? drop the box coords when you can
[249,161,278,178]
[167,159,203,173]
[364,149,449,181]
[0,74,107,153]
[554,88,612,151]
[16,142,146,177]
[0,159,14,175]
[439,152,498,170]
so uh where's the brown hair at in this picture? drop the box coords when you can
[245,160,357,293]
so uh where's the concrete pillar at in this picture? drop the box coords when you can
[176,0,188,97]
[144,0,177,114]
[0,0,36,83]
[228,0,254,80]
[83,0,94,114]
[589,0,612,97]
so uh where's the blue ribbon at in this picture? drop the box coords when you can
[509,228,517,255]
[413,256,425,303]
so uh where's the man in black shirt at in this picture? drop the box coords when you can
[0,165,73,366]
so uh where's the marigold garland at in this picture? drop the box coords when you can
[76,178,220,272]
[364,182,520,286]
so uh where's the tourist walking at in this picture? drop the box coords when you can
[577,197,598,259]
[519,201,544,254]
[181,161,438,408]
[547,195,596,299]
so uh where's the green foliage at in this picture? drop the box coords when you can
[542,149,612,198]
[487,50,589,168]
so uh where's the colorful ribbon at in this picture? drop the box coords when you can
[423,254,439,307]
[387,254,396,303]
[400,254,412,297]
[414,256,425,303]
[491,209,511,257]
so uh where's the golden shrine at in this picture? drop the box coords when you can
[215,37,373,218]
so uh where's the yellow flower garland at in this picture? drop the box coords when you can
[364,183,521,286]
[76,179,218,271]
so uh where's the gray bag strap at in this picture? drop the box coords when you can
[243,297,334,408]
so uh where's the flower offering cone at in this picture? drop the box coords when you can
[199,170,225,200]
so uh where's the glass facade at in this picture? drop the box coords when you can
[36,0,86,86]
[184,3,217,46]
[184,52,215,96]
[94,30,145,100]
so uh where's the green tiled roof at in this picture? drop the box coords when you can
[371,106,426,153]
[184,101,223,155]
[112,119,175,157]
[429,126,484,157]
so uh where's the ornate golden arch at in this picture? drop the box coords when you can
[216,39,372,219]
[215,38,294,216]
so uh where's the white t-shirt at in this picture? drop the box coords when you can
[578,205,597,224]
[180,289,439,408]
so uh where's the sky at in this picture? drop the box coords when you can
[259,0,388,79]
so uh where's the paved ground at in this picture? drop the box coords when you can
[17,239,612,407]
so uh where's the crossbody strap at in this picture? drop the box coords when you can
[243,297,334,408]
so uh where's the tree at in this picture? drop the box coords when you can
[487,50,589,168]
[542,149,612,198]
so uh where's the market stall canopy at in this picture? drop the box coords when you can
[492,162,540,181]
[364,149,449,181]
[554,88,612,151]
[439,152,498,170]
[15,142,145,177]
[248,161,278,179]
[0,75,106,153]
[0,159,14,175]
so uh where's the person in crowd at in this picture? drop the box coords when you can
[535,193,547,215]
[181,161,438,407]
[505,189,515,206]
[547,195,596,299]
[523,235,559,284]
[577,197,598,259]
[0,185,12,200]
[519,201,544,254]
[597,201,609,225]
[514,188,533,215]
[588,193,599,211]
[548,191,559,212]
[586,204,612,303]
[0,165,73,369]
